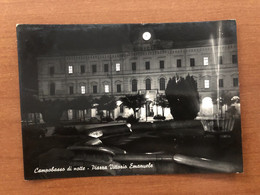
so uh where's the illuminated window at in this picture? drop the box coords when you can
[116,63,120,71]
[190,58,195,67]
[104,85,109,93]
[146,79,151,90]
[159,78,165,90]
[132,79,137,92]
[201,97,213,115]
[160,60,164,69]
[203,57,209,65]
[204,80,210,88]
[68,65,73,74]
[177,59,181,67]
[81,86,86,94]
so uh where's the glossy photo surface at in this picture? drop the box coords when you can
[17,21,243,180]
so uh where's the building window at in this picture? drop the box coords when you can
[218,56,223,64]
[204,80,210,88]
[92,64,97,73]
[233,78,238,87]
[132,79,137,92]
[104,64,109,72]
[159,60,164,69]
[146,79,151,90]
[159,78,165,90]
[68,65,73,74]
[69,86,74,95]
[219,79,224,88]
[177,59,182,67]
[132,62,136,71]
[145,61,150,70]
[81,85,86,94]
[120,104,124,113]
[203,57,209,66]
[50,83,55,95]
[116,63,120,71]
[190,58,195,67]
[49,66,54,76]
[80,65,85,74]
[93,85,97,94]
[232,55,237,64]
[117,84,121,93]
[104,85,109,93]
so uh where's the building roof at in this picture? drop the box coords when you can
[38,37,236,58]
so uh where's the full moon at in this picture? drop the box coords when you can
[142,32,151,41]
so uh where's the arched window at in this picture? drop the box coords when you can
[91,82,98,94]
[201,97,213,116]
[132,79,137,92]
[159,78,165,90]
[50,83,55,95]
[146,79,151,90]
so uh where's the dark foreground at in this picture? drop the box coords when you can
[22,119,243,180]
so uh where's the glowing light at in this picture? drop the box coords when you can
[145,94,150,100]
[104,85,109,93]
[202,97,213,109]
[81,86,86,94]
[89,130,103,138]
[68,65,73,74]
[201,97,214,116]
[126,123,132,132]
[203,57,209,65]
[116,63,120,71]
[142,32,151,41]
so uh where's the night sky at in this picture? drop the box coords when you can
[16,20,237,93]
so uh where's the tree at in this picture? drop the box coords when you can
[68,96,93,121]
[165,74,200,120]
[21,94,42,125]
[40,100,67,125]
[120,94,146,118]
[212,91,233,106]
[96,95,117,119]
[212,91,239,118]
[155,94,169,117]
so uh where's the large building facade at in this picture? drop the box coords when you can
[37,32,239,121]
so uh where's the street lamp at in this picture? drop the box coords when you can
[145,94,150,122]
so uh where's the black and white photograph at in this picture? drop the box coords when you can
[17,20,243,180]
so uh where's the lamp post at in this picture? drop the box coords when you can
[145,94,150,122]
[156,89,159,116]
[146,100,148,122]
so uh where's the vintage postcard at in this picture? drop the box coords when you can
[17,20,243,180]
